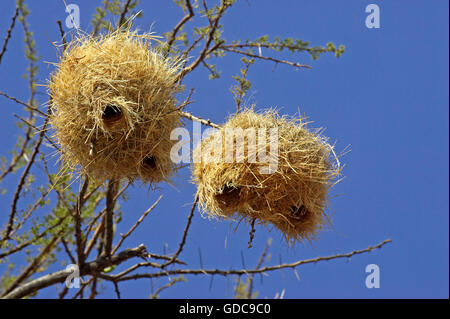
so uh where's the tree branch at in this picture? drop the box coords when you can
[2,244,148,299]
[112,239,392,281]
[0,6,19,66]
[166,0,194,53]
[180,111,220,129]
[103,179,119,257]
[74,176,90,267]
[117,0,133,28]
[221,47,312,69]
[112,195,163,255]
[162,196,198,268]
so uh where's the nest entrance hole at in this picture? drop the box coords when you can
[289,205,311,222]
[142,156,157,170]
[102,104,123,126]
[215,184,241,206]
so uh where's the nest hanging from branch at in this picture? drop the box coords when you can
[192,109,342,244]
[48,30,183,183]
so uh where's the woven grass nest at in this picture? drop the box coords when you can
[192,109,341,243]
[48,30,182,183]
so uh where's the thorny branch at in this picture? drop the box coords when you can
[98,239,392,282]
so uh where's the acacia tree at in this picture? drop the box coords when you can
[0,0,390,299]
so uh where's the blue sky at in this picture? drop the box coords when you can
[0,0,448,298]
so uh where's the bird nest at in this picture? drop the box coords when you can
[48,30,182,183]
[192,109,342,243]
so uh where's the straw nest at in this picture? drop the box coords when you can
[48,30,182,183]
[192,109,341,243]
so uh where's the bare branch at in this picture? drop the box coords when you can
[112,195,163,254]
[166,0,194,52]
[221,47,312,69]
[113,239,392,281]
[117,0,133,29]
[180,111,220,129]
[162,196,199,268]
[179,1,231,78]
[151,277,185,299]
[56,20,67,51]
[0,90,46,116]
[0,6,19,66]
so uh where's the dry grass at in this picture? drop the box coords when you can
[48,29,183,183]
[192,108,342,244]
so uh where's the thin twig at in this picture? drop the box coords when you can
[166,0,194,54]
[151,277,185,298]
[2,107,50,245]
[112,239,392,281]
[247,238,272,298]
[162,196,198,268]
[0,90,46,116]
[0,6,19,66]
[61,238,76,265]
[221,47,312,69]
[113,281,121,299]
[112,195,163,254]
[179,1,231,79]
[180,111,220,129]
[56,20,67,51]
[12,113,58,150]
[117,0,133,28]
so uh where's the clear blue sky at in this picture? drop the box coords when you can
[0,0,448,298]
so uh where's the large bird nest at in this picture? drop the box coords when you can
[192,109,342,244]
[48,30,182,183]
